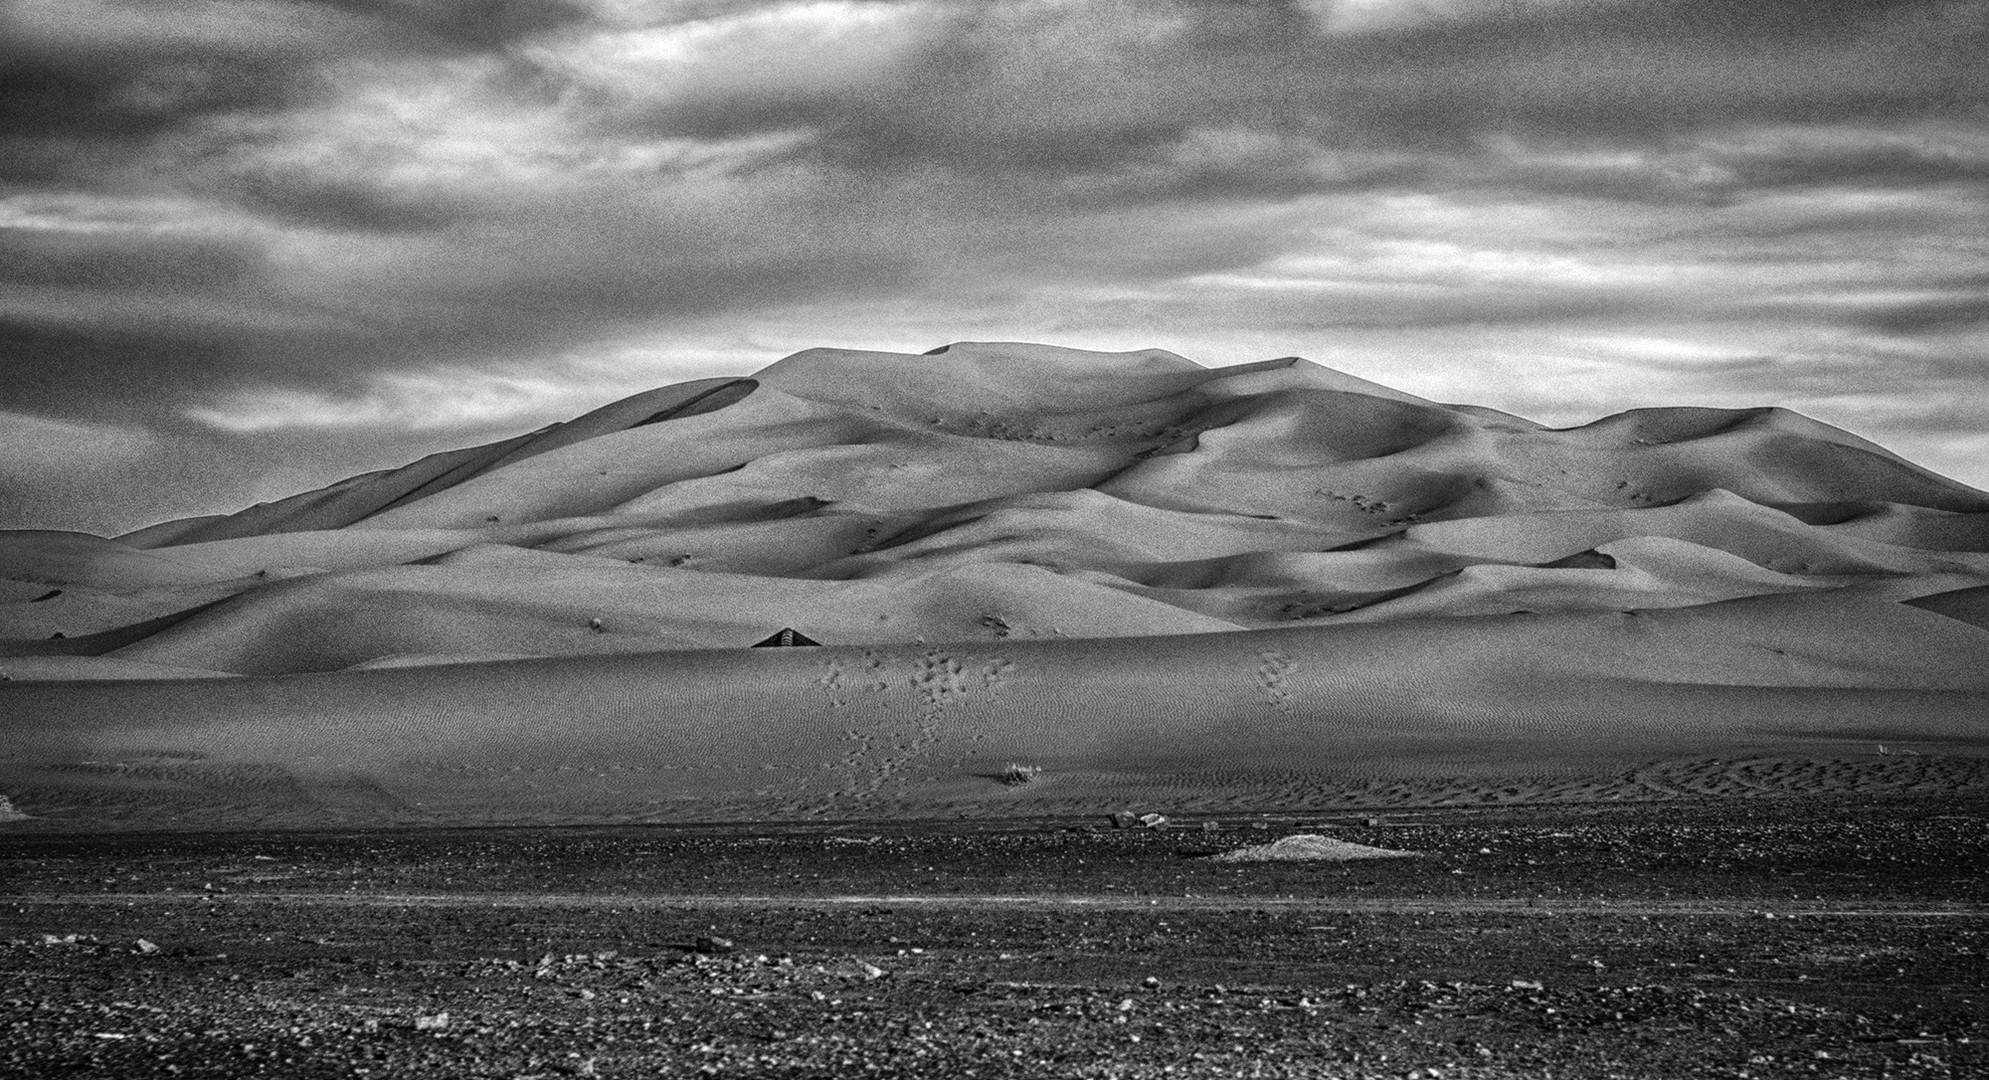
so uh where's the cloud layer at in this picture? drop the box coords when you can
[3,0,1986,532]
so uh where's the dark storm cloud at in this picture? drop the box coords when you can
[0,224,263,294]
[0,215,915,422]
[0,0,799,424]
[1826,295,1989,337]
[579,3,1305,180]
[0,54,306,186]
[223,172,472,233]
[1713,137,1989,192]
[586,0,1986,184]
[1332,0,1986,142]
[0,0,593,185]
[320,0,595,50]
[0,319,237,416]
[1,0,591,61]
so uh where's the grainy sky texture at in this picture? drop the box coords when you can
[3,0,1987,533]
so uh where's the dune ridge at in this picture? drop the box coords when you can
[5,343,1988,827]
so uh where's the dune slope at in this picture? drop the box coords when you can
[5,343,1988,826]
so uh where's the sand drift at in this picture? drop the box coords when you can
[5,343,1989,826]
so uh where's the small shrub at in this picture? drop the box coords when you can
[999,763,1041,787]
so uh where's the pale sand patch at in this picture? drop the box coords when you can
[1211,835,1418,862]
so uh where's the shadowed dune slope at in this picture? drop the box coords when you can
[5,342,1989,826]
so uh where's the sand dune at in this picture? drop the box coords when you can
[5,342,1988,827]
[3,591,1986,828]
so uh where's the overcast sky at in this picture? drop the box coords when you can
[3,0,1986,534]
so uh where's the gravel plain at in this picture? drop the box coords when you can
[3,793,1985,1078]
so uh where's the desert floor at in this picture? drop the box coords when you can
[3,785,1985,1079]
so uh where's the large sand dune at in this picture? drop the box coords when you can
[5,343,1988,827]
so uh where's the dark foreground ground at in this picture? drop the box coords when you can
[2,795,1985,1078]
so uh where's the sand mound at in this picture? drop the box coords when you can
[1211,834,1419,862]
[4,342,1988,828]
[9,341,1986,675]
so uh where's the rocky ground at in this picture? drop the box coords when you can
[2,794,1985,1078]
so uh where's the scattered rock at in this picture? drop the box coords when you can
[830,959,887,981]
[133,939,161,955]
[693,935,735,954]
[1138,813,1169,830]
[1109,811,1138,829]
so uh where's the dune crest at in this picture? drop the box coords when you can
[5,342,1988,827]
